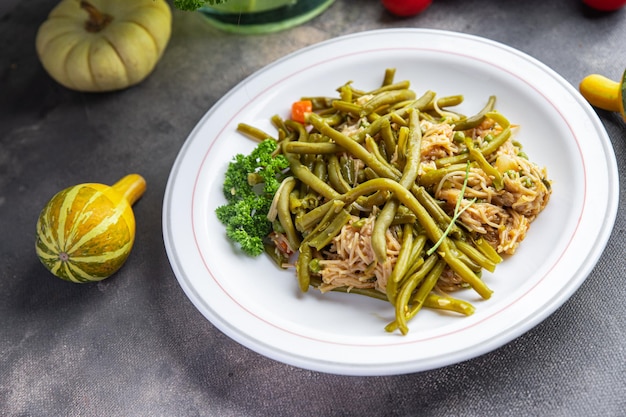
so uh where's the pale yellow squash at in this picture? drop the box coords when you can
[36,0,172,92]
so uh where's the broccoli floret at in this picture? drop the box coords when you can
[216,139,289,257]
[173,0,228,12]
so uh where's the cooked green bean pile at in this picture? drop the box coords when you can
[234,68,552,335]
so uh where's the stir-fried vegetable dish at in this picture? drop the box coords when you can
[216,68,552,335]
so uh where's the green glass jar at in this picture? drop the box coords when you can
[198,0,335,34]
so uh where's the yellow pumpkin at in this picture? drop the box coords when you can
[35,174,146,283]
[35,0,172,92]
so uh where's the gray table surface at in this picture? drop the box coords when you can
[2,0,626,416]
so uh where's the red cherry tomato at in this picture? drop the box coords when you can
[381,0,432,16]
[583,0,626,11]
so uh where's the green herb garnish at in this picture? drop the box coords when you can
[427,162,476,256]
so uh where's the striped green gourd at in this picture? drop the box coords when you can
[35,174,146,283]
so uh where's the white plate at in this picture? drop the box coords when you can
[162,29,618,376]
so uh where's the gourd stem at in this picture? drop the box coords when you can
[80,1,113,32]
[112,174,147,207]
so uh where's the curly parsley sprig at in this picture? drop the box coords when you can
[215,139,289,256]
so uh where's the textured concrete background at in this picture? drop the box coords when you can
[1,0,626,416]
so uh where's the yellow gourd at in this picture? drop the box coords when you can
[579,69,626,121]
[35,174,146,283]
[35,0,172,92]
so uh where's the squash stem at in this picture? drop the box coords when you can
[112,174,147,206]
[80,1,113,32]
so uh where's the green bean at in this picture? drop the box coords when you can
[452,95,496,131]
[389,112,408,127]
[305,207,352,251]
[309,276,389,301]
[396,90,438,114]
[296,243,312,292]
[284,151,339,200]
[389,100,419,113]
[308,132,327,143]
[285,119,309,141]
[380,118,396,157]
[297,185,321,212]
[327,155,352,194]
[361,89,417,116]
[424,95,464,110]
[275,128,288,144]
[372,198,399,264]
[401,234,427,281]
[423,293,475,316]
[387,254,439,335]
[312,158,328,182]
[289,189,303,212]
[454,239,498,273]
[356,190,390,209]
[448,239,482,272]
[386,224,415,304]
[284,120,311,169]
[367,80,411,95]
[353,117,385,144]
[363,167,379,181]
[339,155,356,186]
[301,96,335,110]
[382,68,396,86]
[353,116,388,143]
[365,136,397,174]
[391,212,417,225]
[464,136,503,190]
[301,200,347,249]
[284,142,344,154]
[387,259,447,334]
[320,112,344,127]
[419,163,469,187]
[295,200,331,232]
[236,123,276,142]
[395,126,409,167]
[264,241,289,269]
[300,200,344,238]
[418,111,437,122]
[276,177,300,252]
[332,100,362,116]
[485,110,511,129]
[341,83,366,98]
[480,125,511,156]
[400,108,422,186]
[367,112,382,124]
[437,239,492,299]
[473,237,503,264]
[271,115,289,136]
[339,84,353,102]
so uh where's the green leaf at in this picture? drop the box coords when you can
[173,0,230,12]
